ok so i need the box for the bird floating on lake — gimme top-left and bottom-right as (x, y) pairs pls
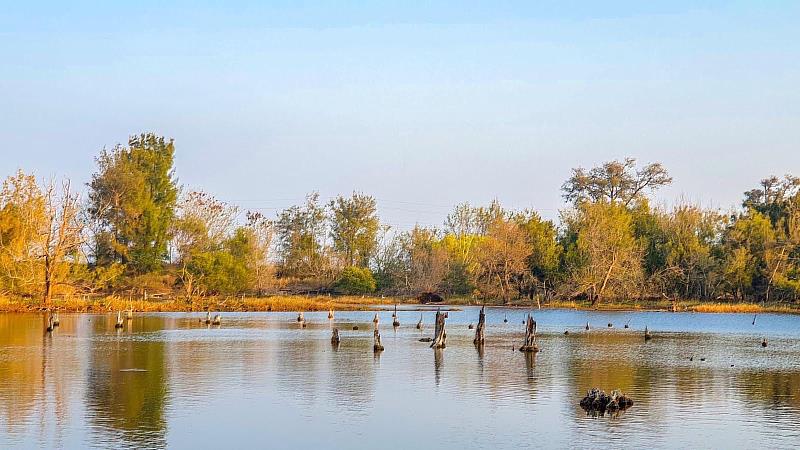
(762, 338), (768, 348)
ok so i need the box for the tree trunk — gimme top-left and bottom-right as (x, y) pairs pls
(430, 310), (447, 349)
(373, 329), (384, 352)
(473, 306), (485, 345)
(519, 313), (539, 352)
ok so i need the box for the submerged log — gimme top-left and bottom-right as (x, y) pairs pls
(373, 329), (384, 352)
(579, 388), (634, 416)
(331, 328), (340, 345)
(430, 310), (447, 349)
(519, 313), (539, 353)
(473, 306), (486, 345)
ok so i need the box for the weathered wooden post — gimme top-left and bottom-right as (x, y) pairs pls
(373, 329), (384, 352)
(519, 313), (539, 352)
(373, 313), (379, 326)
(392, 304), (400, 327)
(331, 328), (340, 345)
(430, 310), (447, 349)
(473, 306), (486, 345)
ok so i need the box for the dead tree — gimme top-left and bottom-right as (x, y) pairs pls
(519, 313), (539, 352)
(373, 329), (384, 352)
(430, 310), (447, 349)
(473, 306), (486, 345)
(331, 328), (340, 345)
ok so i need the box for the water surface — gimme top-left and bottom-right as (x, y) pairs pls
(1, 308), (799, 449)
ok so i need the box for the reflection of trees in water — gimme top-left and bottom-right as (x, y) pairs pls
(738, 370), (800, 410)
(86, 315), (168, 449)
(0, 313), (78, 443)
(322, 335), (377, 410)
(0, 314), (45, 431)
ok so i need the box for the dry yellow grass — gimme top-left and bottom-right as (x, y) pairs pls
(691, 303), (764, 313)
(0, 294), (398, 313)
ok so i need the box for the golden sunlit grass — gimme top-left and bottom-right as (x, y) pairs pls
(0, 294), (398, 313)
(691, 303), (763, 313)
(1, 293), (798, 314)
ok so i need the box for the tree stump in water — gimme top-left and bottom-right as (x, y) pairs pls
(473, 306), (486, 345)
(392, 305), (400, 327)
(580, 388), (634, 416)
(373, 329), (384, 352)
(331, 328), (340, 345)
(519, 313), (539, 353)
(430, 310), (447, 349)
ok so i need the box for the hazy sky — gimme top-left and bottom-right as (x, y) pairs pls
(1, 1), (798, 229)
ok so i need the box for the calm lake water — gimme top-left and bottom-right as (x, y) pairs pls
(1, 307), (799, 449)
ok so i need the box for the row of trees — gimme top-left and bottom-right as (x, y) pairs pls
(1, 135), (799, 305)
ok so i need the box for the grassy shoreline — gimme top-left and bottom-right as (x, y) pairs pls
(1, 294), (798, 314)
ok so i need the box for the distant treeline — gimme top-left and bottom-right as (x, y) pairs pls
(1, 133), (799, 305)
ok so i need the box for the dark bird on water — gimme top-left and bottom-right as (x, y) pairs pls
(762, 338), (768, 347)
(46, 315), (55, 333)
(564, 330), (569, 335)
(503, 313), (508, 323)
(585, 322), (590, 331)
(608, 323), (613, 328)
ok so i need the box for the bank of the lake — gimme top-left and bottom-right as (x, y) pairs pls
(1, 294), (798, 315)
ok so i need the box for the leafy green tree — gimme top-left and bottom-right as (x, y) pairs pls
(562, 158), (672, 207)
(333, 266), (376, 295)
(515, 210), (560, 298)
(561, 201), (642, 304)
(88, 133), (178, 274)
(275, 193), (328, 278)
(329, 193), (379, 267)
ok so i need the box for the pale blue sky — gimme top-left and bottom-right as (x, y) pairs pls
(1, 1), (798, 228)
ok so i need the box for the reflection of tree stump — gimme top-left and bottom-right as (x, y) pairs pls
(331, 328), (340, 345)
(519, 314), (539, 352)
(373, 329), (384, 352)
(430, 310), (447, 349)
(473, 306), (486, 345)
